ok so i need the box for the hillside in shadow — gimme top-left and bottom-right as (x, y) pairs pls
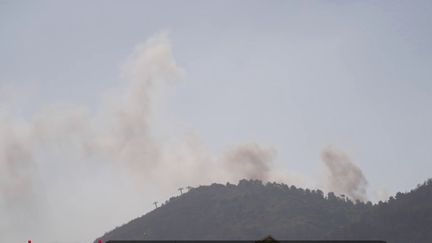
(95, 179), (432, 243)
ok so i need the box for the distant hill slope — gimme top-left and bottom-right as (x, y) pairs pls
(95, 179), (432, 243)
(329, 179), (432, 242)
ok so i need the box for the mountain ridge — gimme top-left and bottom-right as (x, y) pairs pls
(95, 178), (432, 243)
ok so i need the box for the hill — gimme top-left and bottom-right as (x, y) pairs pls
(95, 179), (432, 242)
(329, 179), (432, 242)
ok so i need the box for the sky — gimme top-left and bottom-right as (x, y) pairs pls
(1, 1), (432, 242)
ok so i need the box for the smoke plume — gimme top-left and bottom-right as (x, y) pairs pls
(0, 32), (372, 243)
(0, 33), (298, 243)
(222, 143), (275, 181)
(321, 146), (368, 201)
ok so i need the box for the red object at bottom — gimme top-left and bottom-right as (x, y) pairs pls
(28, 241), (31, 243)
(98, 240), (102, 243)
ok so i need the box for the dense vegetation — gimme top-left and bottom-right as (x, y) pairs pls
(95, 179), (432, 243)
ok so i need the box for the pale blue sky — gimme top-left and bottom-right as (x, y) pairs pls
(1, 2), (432, 241)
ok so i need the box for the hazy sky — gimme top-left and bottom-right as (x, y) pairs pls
(1, 1), (432, 242)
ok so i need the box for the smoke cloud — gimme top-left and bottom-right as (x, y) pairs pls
(0, 33), (299, 243)
(0, 32), (372, 242)
(321, 146), (368, 202)
(222, 143), (275, 181)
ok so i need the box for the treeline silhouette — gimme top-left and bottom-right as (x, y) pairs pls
(95, 178), (432, 243)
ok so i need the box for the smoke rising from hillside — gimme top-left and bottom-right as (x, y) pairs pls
(223, 143), (275, 181)
(0, 33), (370, 242)
(321, 146), (368, 201)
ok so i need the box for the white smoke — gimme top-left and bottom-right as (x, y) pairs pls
(222, 143), (275, 181)
(0, 33), (303, 243)
(0, 32), (373, 243)
(321, 146), (368, 202)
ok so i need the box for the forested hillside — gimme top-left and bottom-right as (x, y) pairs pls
(95, 179), (432, 243)
(329, 179), (432, 242)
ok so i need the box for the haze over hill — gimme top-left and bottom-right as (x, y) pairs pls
(0, 31), (387, 242)
(96, 178), (432, 243)
(2, 2), (432, 242)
